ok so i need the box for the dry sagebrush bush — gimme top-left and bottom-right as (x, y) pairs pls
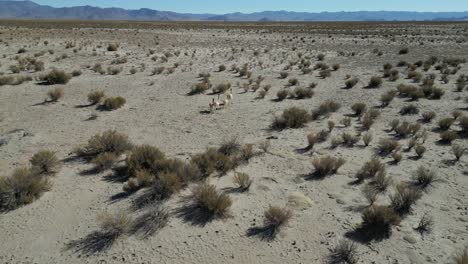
(312, 155), (345, 177)
(440, 131), (459, 144)
(368, 169), (392, 193)
(438, 117), (455, 131)
(47, 87), (64, 102)
(351, 103), (367, 117)
(452, 145), (465, 161)
(97, 211), (129, 239)
(91, 152), (118, 172)
(312, 100), (341, 119)
(345, 77), (359, 89)
(107, 43), (118, 51)
(39, 69), (71, 84)
(276, 89), (288, 101)
(368, 76), (383, 88)
(380, 90), (397, 107)
(359, 205), (400, 239)
(263, 206), (293, 238)
(413, 166), (438, 189)
(272, 106), (310, 130)
(103, 96), (126, 110)
(400, 104), (419, 115)
(341, 132), (360, 147)
(363, 132), (373, 146)
(460, 116), (468, 132)
(422, 111), (436, 123)
(390, 184), (422, 215)
(415, 212), (434, 235)
(392, 152), (403, 164)
(414, 144), (426, 158)
(356, 158), (385, 182)
(293, 87), (314, 99)
(30, 150), (61, 175)
(377, 138), (400, 156)
(74, 130), (132, 158)
(126, 145), (165, 176)
(328, 240), (358, 264)
(233, 172), (252, 192)
(190, 184), (232, 218)
(0, 167), (51, 211)
(87, 90), (105, 105)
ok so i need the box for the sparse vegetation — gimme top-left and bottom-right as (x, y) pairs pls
(272, 106), (310, 129)
(311, 155), (345, 177)
(103, 96), (126, 110)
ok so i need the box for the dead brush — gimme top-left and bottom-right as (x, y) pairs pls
(377, 138), (400, 156)
(87, 91), (105, 105)
(188, 184), (232, 218)
(452, 144), (465, 161)
(91, 152), (118, 172)
(311, 156), (345, 178)
(358, 205), (400, 240)
(97, 211), (130, 239)
(390, 183), (422, 215)
(413, 166), (438, 189)
(47, 87), (64, 102)
(328, 240), (358, 264)
(341, 132), (360, 147)
(261, 206), (293, 239)
(233, 172), (252, 192)
(415, 212), (434, 235)
(356, 158), (385, 182)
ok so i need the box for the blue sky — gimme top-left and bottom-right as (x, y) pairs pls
(32, 0), (468, 14)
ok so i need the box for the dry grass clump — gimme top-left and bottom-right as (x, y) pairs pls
(440, 131), (459, 144)
(39, 69), (71, 84)
(107, 66), (122, 75)
(311, 155), (345, 177)
(328, 240), (358, 264)
(272, 106), (310, 130)
(341, 132), (360, 147)
(47, 87), (64, 102)
(359, 205), (400, 239)
(345, 78), (359, 89)
(413, 166), (438, 189)
(0, 167), (51, 211)
(377, 138), (400, 156)
(288, 78), (299, 86)
(293, 87), (314, 99)
(276, 89), (288, 101)
(391, 152), (403, 164)
(279, 71), (289, 79)
(107, 43), (118, 51)
(380, 90), (397, 107)
(390, 184), (422, 215)
(87, 90), (105, 105)
(438, 117), (455, 131)
(368, 169), (392, 193)
(399, 47), (409, 54)
(400, 104), (419, 115)
(363, 132), (373, 146)
(97, 211), (129, 239)
(262, 206), (293, 238)
(91, 152), (118, 172)
(103, 96), (126, 110)
(351, 103), (367, 117)
(453, 246), (468, 264)
(368, 76), (383, 88)
(74, 130), (132, 159)
(414, 144), (426, 158)
(415, 212), (434, 235)
(30, 150), (61, 175)
(126, 145), (165, 176)
(452, 145), (465, 161)
(189, 184), (232, 218)
(422, 111), (436, 123)
(312, 100), (341, 119)
(233, 172), (252, 192)
(460, 116), (468, 132)
(356, 158), (385, 182)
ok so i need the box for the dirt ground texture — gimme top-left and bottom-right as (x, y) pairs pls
(0, 21), (467, 264)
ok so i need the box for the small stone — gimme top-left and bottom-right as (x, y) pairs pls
(404, 235), (417, 244)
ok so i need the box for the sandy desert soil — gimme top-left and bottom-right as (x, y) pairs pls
(0, 20), (467, 264)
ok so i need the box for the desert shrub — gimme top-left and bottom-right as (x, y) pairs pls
(341, 133), (360, 147)
(288, 78), (299, 86)
(395, 121), (414, 138)
(189, 184), (232, 218)
(71, 70), (82, 77)
(390, 184), (422, 215)
(345, 78), (359, 89)
(0, 76), (14, 86)
(126, 145), (165, 176)
(380, 90), (397, 107)
(218, 65), (226, 72)
(97, 211), (129, 239)
(107, 43), (118, 51)
(87, 91), (105, 105)
(74, 130), (132, 158)
(233, 172), (252, 192)
(351, 103), (367, 117)
(319, 70), (331, 78)
(317, 53), (325, 61)
(213, 83), (231, 94)
(440, 131), (459, 144)
(389, 119), (400, 131)
(359, 205), (400, 239)
(190, 81), (211, 95)
(107, 66), (122, 75)
(377, 138), (400, 156)
(47, 87), (64, 102)
(39, 69), (71, 84)
(368, 76), (383, 88)
(18, 48), (27, 53)
(400, 104), (419, 115)
(413, 166), (437, 189)
(356, 158), (385, 182)
(392, 152), (403, 163)
(279, 71), (289, 79)
(293, 87), (313, 99)
(306, 132), (318, 150)
(239, 144), (254, 162)
(103, 96), (126, 110)
(452, 145), (465, 161)
(368, 169), (392, 193)
(0, 167), (51, 211)
(328, 240), (358, 264)
(399, 48), (409, 54)
(460, 116), (468, 132)
(91, 152), (118, 172)
(415, 212), (434, 235)
(414, 144), (426, 158)
(312, 100), (340, 119)
(341, 117), (352, 127)
(272, 107), (310, 129)
(438, 117), (454, 131)
(218, 138), (241, 156)
(332, 64), (340, 71)
(328, 121), (335, 132)
(30, 150), (61, 175)
(263, 206), (293, 238)
(312, 156), (345, 177)
(276, 89), (288, 101)
(422, 111), (436, 123)
(363, 132), (372, 146)
(361, 112), (377, 130)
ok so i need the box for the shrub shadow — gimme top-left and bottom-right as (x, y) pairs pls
(64, 231), (117, 255)
(246, 225), (277, 241)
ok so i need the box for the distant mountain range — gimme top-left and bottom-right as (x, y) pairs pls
(0, 0), (467, 21)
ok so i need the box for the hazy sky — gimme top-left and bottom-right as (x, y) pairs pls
(32, 0), (468, 14)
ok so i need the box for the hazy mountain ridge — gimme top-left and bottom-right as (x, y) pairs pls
(0, 0), (467, 21)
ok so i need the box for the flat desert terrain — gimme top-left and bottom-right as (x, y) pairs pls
(0, 20), (467, 264)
